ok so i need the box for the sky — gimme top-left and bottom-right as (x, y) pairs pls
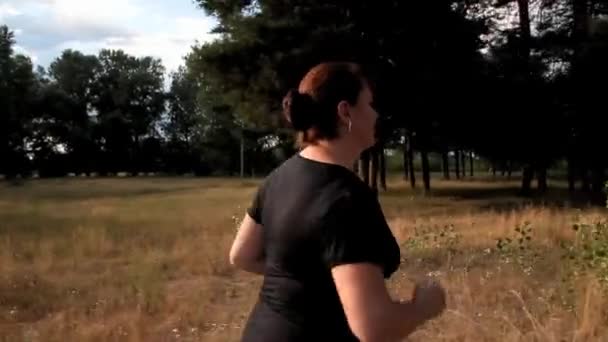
(0, 0), (219, 75)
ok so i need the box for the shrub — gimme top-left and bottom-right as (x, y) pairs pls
(561, 182), (608, 289)
(495, 221), (540, 275)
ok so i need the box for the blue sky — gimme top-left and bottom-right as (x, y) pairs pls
(0, 0), (219, 74)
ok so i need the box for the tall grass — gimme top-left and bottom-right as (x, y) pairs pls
(0, 177), (606, 341)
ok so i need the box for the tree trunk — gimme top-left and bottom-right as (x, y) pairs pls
(402, 141), (409, 180)
(492, 161), (497, 177)
(537, 166), (547, 193)
(461, 150), (466, 178)
(421, 149), (431, 194)
(359, 150), (371, 186)
(370, 147), (379, 193)
(469, 151), (474, 177)
(239, 131), (245, 178)
(379, 147), (387, 191)
(591, 166), (605, 194)
(568, 155), (576, 192)
(517, 0), (531, 48)
(407, 133), (416, 189)
(521, 165), (534, 195)
(131, 136), (140, 176)
(442, 150), (450, 180)
(573, 0), (589, 43)
(568, 1), (588, 193)
(517, 0), (532, 196)
(591, 164), (607, 204)
(581, 169), (591, 192)
(568, 0), (588, 192)
(507, 162), (512, 179)
(455, 150), (461, 179)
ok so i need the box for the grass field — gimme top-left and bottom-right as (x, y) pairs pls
(1, 176), (607, 341)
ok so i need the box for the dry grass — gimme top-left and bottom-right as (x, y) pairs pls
(0, 176), (607, 341)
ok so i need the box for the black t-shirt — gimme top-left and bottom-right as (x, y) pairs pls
(240, 153), (401, 342)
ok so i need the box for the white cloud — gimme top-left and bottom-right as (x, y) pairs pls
(53, 40), (106, 55)
(52, 0), (140, 19)
(100, 16), (218, 73)
(2, 0), (140, 24)
(2, 0), (219, 76)
(53, 24), (217, 75)
(0, 3), (20, 14)
(1, 0), (138, 49)
(49, 0), (141, 34)
(174, 17), (218, 41)
(0, 3), (21, 20)
(14, 45), (39, 64)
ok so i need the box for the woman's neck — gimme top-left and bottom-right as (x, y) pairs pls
(299, 140), (360, 170)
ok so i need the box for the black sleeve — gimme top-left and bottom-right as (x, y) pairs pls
(247, 181), (266, 224)
(320, 191), (394, 273)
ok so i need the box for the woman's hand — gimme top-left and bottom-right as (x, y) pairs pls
(412, 278), (447, 321)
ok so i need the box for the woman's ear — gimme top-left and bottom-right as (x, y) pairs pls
(337, 100), (351, 125)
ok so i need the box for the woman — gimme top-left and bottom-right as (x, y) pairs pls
(229, 62), (446, 342)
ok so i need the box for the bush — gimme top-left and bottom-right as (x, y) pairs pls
(495, 221), (541, 276)
(561, 182), (608, 289)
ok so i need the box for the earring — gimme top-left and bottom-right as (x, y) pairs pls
(348, 119), (352, 133)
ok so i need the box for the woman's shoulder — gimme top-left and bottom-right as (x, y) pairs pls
(317, 177), (379, 223)
(261, 153), (375, 210)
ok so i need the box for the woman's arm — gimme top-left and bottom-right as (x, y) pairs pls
(228, 213), (265, 275)
(332, 263), (445, 342)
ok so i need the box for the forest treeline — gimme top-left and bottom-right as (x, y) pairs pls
(1, 0), (607, 198)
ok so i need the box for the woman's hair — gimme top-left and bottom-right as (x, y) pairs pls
(282, 62), (367, 145)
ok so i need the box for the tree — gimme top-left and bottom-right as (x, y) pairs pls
(4, 0), (606, 193)
(455, 150), (461, 179)
(442, 149), (450, 180)
(421, 149), (431, 194)
(0, 26), (37, 178)
(406, 132), (416, 189)
(191, 0), (486, 192)
(571, 15), (608, 196)
(164, 66), (208, 174)
(166, 66), (204, 146)
(90, 49), (166, 174)
(46, 50), (101, 175)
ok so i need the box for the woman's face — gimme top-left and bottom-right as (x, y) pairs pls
(347, 85), (378, 150)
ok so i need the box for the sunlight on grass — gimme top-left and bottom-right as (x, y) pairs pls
(0, 177), (607, 341)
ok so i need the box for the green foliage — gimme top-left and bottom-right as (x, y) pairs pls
(1, 1), (608, 187)
(402, 224), (462, 264)
(495, 222), (540, 276)
(554, 184), (608, 308)
(496, 222), (534, 253)
(190, 0), (486, 144)
(90, 49), (166, 174)
(0, 26), (37, 178)
(33, 50), (101, 176)
(561, 214), (608, 288)
(166, 66), (204, 144)
(49, 50), (100, 105)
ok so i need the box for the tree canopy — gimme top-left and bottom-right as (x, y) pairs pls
(1, 0), (607, 201)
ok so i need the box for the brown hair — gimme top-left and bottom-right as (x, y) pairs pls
(282, 62), (367, 145)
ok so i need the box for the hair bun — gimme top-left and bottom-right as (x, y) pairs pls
(282, 89), (316, 131)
